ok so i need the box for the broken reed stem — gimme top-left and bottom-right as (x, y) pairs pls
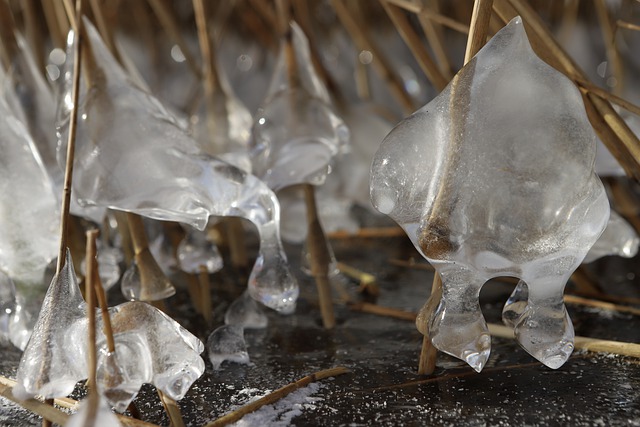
(157, 390), (186, 427)
(464, 0), (494, 64)
(0, 376), (159, 427)
(379, 0), (449, 91)
(617, 20), (640, 32)
(0, 0), (19, 72)
(199, 265), (213, 326)
(127, 213), (150, 256)
(384, 0), (470, 34)
(303, 184), (336, 329)
(327, 227), (405, 239)
(349, 302), (640, 358)
(330, 0), (416, 114)
(487, 324), (640, 358)
(55, 0), (83, 275)
(85, 230), (99, 394)
(418, 334), (438, 375)
(193, 0), (221, 93)
(0, 383), (69, 426)
(594, 0), (624, 96)
(205, 367), (349, 427)
(225, 218), (248, 268)
(417, 0), (494, 378)
(93, 263), (116, 353)
(147, 0), (201, 78)
(417, 0), (454, 79)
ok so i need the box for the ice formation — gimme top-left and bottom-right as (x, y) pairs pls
(65, 395), (123, 427)
(1, 35), (60, 189)
(177, 226), (223, 274)
(56, 22), (297, 312)
(583, 210), (639, 263)
(13, 251), (86, 400)
(225, 291), (269, 329)
(250, 23), (349, 191)
(14, 250), (205, 405)
(0, 84), (59, 287)
(207, 324), (250, 370)
(370, 17), (609, 371)
(190, 65), (253, 172)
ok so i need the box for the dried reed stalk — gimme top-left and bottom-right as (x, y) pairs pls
(205, 367), (349, 427)
(157, 390), (186, 427)
(380, 0), (449, 91)
(330, 0), (416, 114)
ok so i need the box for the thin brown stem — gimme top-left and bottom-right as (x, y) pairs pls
(379, 0), (449, 91)
(157, 390), (186, 427)
(55, 0), (83, 274)
(464, 0), (494, 63)
(330, 0), (416, 114)
(199, 265), (212, 326)
(94, 264), (116, 353)
(147, 0), (201, 78)
(85, 230), (99, 402)
(594, 0), (624, 96)
(303, 184), (336, 329)
(205, 367), (349, 427)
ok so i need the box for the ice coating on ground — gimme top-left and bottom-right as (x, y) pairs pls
(57, 22), (298, 312)
(177, 226), (223, 274)
(207, 324), (250, 370)
(250, 23), (349, 191)
(370, 17), (609, 371)
(65, 395), (123, 427)
(13, 251), (86, 400)
(225, 291), (268, 329)
(0, 89), (59, 287)
(583, 210), (639, 263)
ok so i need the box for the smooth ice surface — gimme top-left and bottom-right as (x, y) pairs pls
(225, 291), (268, 329)
(100, 301), (205, 402)
(207, 324), (249, 370)
(14, 250), (85, 400)
(190, 68), (253, 172)
(0, 89), (59, 287)
(57, 23), (297, 312)
(370, 17), (609, 371)
(250, 23), (349, 191)
(65, 395), (123, 427)
(583, 210), (639, 263)
(81, 242), (123, 291)
(177, 226), (223, 274)
(0, 36), (60, 189)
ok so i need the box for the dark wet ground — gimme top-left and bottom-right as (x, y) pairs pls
(1, 212), (639, 426)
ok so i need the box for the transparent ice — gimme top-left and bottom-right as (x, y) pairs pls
(13, 250), (86, 400)
(250, 23), (349, 191)
(190, 66), (253, 172)
(81, 241), (123, 291)
(177, 226), (223, 274)
(0, 35), (60, 189)
(206, 324), (249, 370)
(0, 87), (59, 287)
(65, 395), (123, 427)
(583, 210), (639, 263)
(120, 247), (175, 301)
(225, 291), (268, 329)
(0, 271), (16, 343)
(98, 301), (205, 402)
(57, 22), (298, 312)
(370, 17), (609, 372)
